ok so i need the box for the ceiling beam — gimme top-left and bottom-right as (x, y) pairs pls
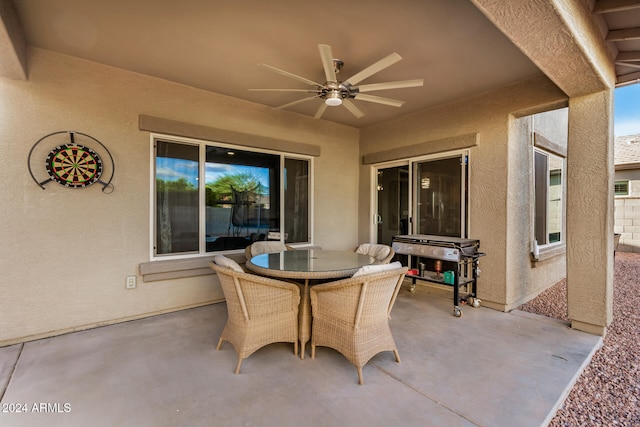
(617, 69), (640, 85)
(607, 27), (640, 41)
(616, 61), (640, 69)
(593, 0), (640, 14)
(617, 51), (640, 61)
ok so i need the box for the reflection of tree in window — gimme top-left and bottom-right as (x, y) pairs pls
(154, 139), (311, 256)
(206, 172), (266, 206)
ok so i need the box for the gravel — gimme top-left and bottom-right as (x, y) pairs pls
(518, 252), (640, 426)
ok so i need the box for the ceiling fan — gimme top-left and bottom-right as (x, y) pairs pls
(249, 44), (424, 119)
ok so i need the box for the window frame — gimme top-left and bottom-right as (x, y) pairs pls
(149, 133), (313, 260)
(614, 180), (629, 197)
(532, 146), (566, 251)
(369, 149), (471, 245)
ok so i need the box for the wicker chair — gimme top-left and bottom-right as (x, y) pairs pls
(244, 241), (293, 260)
(210, 256), (301, 373)
(310, 265), (408, 384)
(354, 243), (395, 264)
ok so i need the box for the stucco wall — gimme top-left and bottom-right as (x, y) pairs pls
(507, 109), (567, 309)
(566, 91), (615, 333)
(358, 75), (567, 310)
(0, 48), (359, 345)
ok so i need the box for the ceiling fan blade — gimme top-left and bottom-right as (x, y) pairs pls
(354, 93), (405, 107)
(248, 88), (316, 92)
(274, 95), (320, 110)
(318, 44), (337, 84)
(258, 63), (323, 87)
(357, 79), (424, 93)
(314, 103), (328, 119)
(342, 99), (365, 118)
(343, 52), (402, 86)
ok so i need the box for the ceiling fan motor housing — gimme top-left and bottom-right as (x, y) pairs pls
(319, 81), (353, 105)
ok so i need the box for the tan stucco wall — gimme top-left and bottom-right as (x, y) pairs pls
(473, 0), (615, 336)
(358, 75), (567, 310)
(566, 91), (615, 334)
(507, 109), (568, 310)
(0, 48), (359, 345)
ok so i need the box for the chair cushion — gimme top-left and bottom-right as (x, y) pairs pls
(250, 241), (288, 256)
(356, 243), (391, 261)
(213, 255), (244, 273)
(352, 261), (403, 277)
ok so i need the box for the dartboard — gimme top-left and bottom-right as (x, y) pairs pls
(45, 143), (103, 188)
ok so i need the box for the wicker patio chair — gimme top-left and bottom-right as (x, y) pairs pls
(310, 264), (408, 384)
(244, 241), (293, 260)
(210, 256), (301, 374)
(354, 243), (395, 264)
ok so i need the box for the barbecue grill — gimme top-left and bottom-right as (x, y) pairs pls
(392, 234), (484, 317)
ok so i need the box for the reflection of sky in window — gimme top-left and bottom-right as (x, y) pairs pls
(156, 158), (270, 189)
(157, 158), (198, 186)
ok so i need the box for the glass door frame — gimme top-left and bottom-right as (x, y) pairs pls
(370, 160), (411, 246)
(370, 149), (470, 243)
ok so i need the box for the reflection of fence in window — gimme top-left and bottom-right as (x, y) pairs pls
(228, 185), (270, 236)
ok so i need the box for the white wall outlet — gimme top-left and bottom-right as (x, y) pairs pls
(125, 275), (137, 289)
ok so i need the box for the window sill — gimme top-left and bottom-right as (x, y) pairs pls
(530, 243), (565, 263)
(138, 245), (320, 282)
(139, 253), (246, 282)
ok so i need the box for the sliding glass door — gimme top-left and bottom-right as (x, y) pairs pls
(373, 151), (468, 243)
(375, 165), (409, 246)
(413, 155), (467, 237)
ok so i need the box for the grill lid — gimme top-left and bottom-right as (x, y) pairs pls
(392, 234), (481, 261)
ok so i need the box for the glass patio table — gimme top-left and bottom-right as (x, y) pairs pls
(246, 249), (375, 358)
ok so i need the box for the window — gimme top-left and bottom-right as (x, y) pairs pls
(154, 138), (311, 257)
(413, 155), (467, 237)
(373, 150), (469, 247)
(615, 180), (629, 196)
(534, 149), (564, 245)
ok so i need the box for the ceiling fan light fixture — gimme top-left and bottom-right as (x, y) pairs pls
(325, 91), (343, 106)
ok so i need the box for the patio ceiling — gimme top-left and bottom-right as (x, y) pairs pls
(595, 0), (640, 86)
(2, 0), (639, 128)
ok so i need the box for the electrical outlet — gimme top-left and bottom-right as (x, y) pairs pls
(125, 275), (137, 289)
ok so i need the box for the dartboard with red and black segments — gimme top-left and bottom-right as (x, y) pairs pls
(45, 143), (103, 188)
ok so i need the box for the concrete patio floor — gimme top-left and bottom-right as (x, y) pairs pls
(0, 282), (602, 427)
